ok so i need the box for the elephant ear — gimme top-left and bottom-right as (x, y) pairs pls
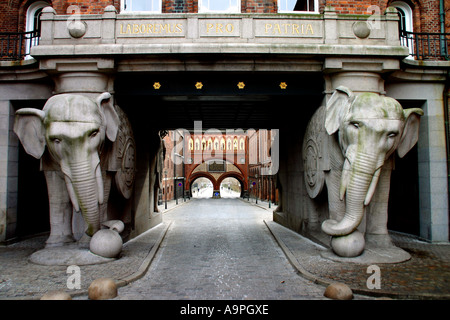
(97, 92), (120, 142)
(14, 108), (46, 159)
(397, 108), (424, 158)
(325, 86), (355, 135)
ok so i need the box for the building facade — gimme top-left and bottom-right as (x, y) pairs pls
(161, 129), (185, 204)
(1, 0), (449, 247)
(183, 129), (249, 198)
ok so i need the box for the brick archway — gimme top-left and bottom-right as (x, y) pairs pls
(217, 172), (246, 197)
(189, 172), (219, 191)
(186, 160), (247, 198)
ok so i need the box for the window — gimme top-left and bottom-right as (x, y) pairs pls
(391, 1), (413, 33)
(25, 1), (48, 59)
(278, 0), (318, 13)
(391, 1), (413, 57)
(122, 0), (162, 12)
(195, 139), (200, 150)
(199, 0), (241, 13)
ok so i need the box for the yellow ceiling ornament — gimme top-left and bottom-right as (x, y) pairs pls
(195, 82), (203, 89)
(237, 82), (245, 89)
(279, 82), (288, 89)
(153, 82), (161, 90)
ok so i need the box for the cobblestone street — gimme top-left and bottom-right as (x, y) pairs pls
(115, 198), (329, 300)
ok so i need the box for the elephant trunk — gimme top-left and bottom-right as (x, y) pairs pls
(322, 152), (381, 236)
(63, 159), (104, 237)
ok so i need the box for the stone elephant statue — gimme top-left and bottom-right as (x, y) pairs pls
(302, 86), (423, 258)
(14, 93), (136, 251)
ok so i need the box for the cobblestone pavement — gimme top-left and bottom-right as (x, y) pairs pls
(0, 197), (449, 300)
(115, 198), (332, 300)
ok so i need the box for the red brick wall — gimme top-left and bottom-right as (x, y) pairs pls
(324, 0), (377, 15)
(51, 0), (120, 14)
(242, 0), (277, 13)
(324, 0), (448, 33)
(2, 1), (448, 35)
(163, 0), (197, 13)
(0, 0), (44, 33)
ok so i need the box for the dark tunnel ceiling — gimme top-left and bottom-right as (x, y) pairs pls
(115, 72), (325, 130)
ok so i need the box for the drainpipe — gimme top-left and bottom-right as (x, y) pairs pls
(444, 71), (450, 241)
(440, 0), (447, 58)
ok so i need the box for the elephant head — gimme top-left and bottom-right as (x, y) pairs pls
(14, 93), (120, 237)
(321, 86), (423, 236)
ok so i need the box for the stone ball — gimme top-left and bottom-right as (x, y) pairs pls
(90, 229), (123, 258)
(40, 291), (72, 300)
(352, 21), (371, 39)
(324, 282), (353, 300)
(88, 278), (118, 300)
(68, 21), (87, 38)
(331, 230), (365, 257)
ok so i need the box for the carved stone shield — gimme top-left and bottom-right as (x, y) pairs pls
(303, 138), (324, 198)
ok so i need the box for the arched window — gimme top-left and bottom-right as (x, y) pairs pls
(239, 138), (245, 150)
(207, 138), (212, 150)
(202, 138), (206, 150)
(26, 1), (48, 34)
(195, 138), (200, 150)
(214, 140), (219, 150)
(227, 139), (232, 150)
(25, 1), (48, 58)
(391, 1), (413, 33)
(220, 138), (225, 150)
(233, 138), (238, 150)
(391, 1), (414, 57)
(189, 138), (194, 150)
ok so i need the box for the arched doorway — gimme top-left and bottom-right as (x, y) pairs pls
(191, 177), (214, 198)
(220, 177), (241, 198)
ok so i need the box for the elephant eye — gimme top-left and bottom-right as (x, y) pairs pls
(89, 130), (99, 138)
(50, 137), (61, 144)
(388, 132), (398, 138)
(350, 121), (360, 129)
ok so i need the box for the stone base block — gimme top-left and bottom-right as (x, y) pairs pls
(29, 245), (116, 266)
(320, 244), (411, 264)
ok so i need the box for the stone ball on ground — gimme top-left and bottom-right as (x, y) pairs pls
(331, 230), (365, 257)
(40, 291), (72, 300)
(88, 278), (118, 300)
(89, 229), (123, 258)
(324, 282), (353, 300)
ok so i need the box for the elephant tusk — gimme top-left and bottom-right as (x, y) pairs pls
(364, 167), (382, 206)
(95, 164), (104, 205)
(64, 175), (80, 212)
(339, 158), (351, 201)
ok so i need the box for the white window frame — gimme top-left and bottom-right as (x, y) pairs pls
(391, 1), (414, 58)
(121, 0), (162, 13)
(26, 1), (49, 34)
(198, 0), (241, 14)
(277, 0), (319, 14)
(25, 1), (49, 59)
(391, 1), (413, 33)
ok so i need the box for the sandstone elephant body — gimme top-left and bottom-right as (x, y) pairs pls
(14, 93), (136, 250)
(303, 86), (423, 257)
